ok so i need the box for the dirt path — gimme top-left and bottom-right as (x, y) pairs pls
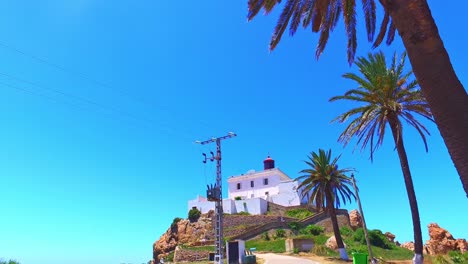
(256, 253), (321, 264)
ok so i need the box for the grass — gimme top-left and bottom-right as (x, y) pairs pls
(285, 208), (314, 219)
(245, 238), (286, 253)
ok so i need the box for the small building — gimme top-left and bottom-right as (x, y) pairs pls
(188, 156), (306, 215)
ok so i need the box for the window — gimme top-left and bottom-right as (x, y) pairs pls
(250, 181), (254, 187)
(264, 178), (269, 185)
(237, 183), (241, 190)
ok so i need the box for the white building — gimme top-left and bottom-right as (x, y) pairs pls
(188, 156), (306, 215)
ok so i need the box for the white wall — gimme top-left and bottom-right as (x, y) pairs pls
(188, 198), (235, 214)
(234, 198), (268, 215)
(270, 181), (302, 206)
(228, 174), (281, 200)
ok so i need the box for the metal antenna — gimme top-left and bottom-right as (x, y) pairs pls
(196, 132), (236, 264)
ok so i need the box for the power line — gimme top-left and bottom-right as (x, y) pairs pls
(0, 40), (218, 131)
(0, 79), (195, 141)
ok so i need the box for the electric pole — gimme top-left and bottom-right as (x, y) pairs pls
(351, 173), (376, 264)
(196, 132), (236, 264)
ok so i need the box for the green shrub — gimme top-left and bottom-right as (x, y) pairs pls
(368, 229), (393, 249)
(353, 228), (393, 249)
(171, 217), (183, 231)
(353, 228), (365, 243)
(262, 232), (270, 241)
(188, 207), (201, 222)
(235, 196), (242, 200)
(275, 229), (286, 238)
(340, 226), (353, 237)
(312, 245), (328, 256)
(236, 211), (251, 216)
(0, 260), (20, 264)
(301, 224), (324, 236)
(312, 234), (329, 245)
(288, 222), (303, 232)
(448, 250), (466, 264)
(433, 255), (451, 264)
(293, 247), (299, 254)
(285, 208), (314, 219)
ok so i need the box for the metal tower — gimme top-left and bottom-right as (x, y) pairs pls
(196, 132), (236, 264)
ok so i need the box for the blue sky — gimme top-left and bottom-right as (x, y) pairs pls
(0, 1), (466, 264)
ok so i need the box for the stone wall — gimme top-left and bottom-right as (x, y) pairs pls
(314, 214), (351, 233)
(173, 248), (210, 262)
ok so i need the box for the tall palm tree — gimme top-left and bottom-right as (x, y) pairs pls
(246, 0), (468, 197)
(296, 148), (355, 260)
(330, 51), (432, 264)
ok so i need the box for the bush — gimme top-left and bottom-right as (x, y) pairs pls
(433, 255), (451, 264)
(340, 226), (353, 237)
(275, 229), (286, 238)
(311, 245), (329, 256)
(0, 260), (20, 264)
(448, 251), (466, 264)
(285, 208), (314, 219)
(301, 224), (324, 236)
(188, 207), (201, 222)
(368, 229), (393, 249)
(171, 217), (183, 230)
(235, 196), (242, 200)
(288, 222), (303, 233)
(262, 232), (270, 241)
(353, 228), (393, 249)
(312, 234), (329, 245)
(236, 211), (251, 216)
(353, 227), (365, 243)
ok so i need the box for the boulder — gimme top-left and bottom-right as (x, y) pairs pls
(400, 241), (415, 251)
(349, 210), (362, 230)
(325, 236), (346, 250)
(385, 232), (396, 243)
(425, 223), (467, 255)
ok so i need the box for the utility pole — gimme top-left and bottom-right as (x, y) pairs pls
(351, 174), (377, 264)
(196, 132), (236, 264)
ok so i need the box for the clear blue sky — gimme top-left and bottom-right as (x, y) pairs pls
(0, 1), (466, 264)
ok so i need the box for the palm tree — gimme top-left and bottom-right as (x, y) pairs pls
(246, 0), (468, 197)
(296, 148), (355, 260)
(329, 51), (432, 264)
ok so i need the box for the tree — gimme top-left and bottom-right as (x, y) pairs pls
(246, 0), (468, 197)
(296, 148), (355, 260)
(329, 51), (432, 263)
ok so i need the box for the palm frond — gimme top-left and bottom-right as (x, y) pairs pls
(270, 0), (299, 51)
(372, 10), (389, 48)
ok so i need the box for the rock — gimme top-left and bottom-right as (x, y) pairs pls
(153, 214), (213, 261)
(325, 236), (346, 250)
(385, 232), (396, 243)
(400, 241), (415, 251)
(456, 239), (468, 253)
(395, 241), (401, 247)
(425, 223), (467, 255)
(349, 210), (362, 230)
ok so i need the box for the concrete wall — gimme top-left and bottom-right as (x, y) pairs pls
(285, 238), (314, 253)
(270, 181), (302, 206)
(234, 198), (268, 215)
(188, 198), (235, 214)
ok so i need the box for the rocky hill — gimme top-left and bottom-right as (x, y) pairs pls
(153, 207), (350, 261)
(152, 209), (467, 263)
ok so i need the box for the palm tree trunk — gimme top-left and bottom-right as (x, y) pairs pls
(388, 116), (424, 264)
(325, 189), (348, 260)
(382, 0), (468, 197)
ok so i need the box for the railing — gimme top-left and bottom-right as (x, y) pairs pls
(228, 209), (349, 241)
